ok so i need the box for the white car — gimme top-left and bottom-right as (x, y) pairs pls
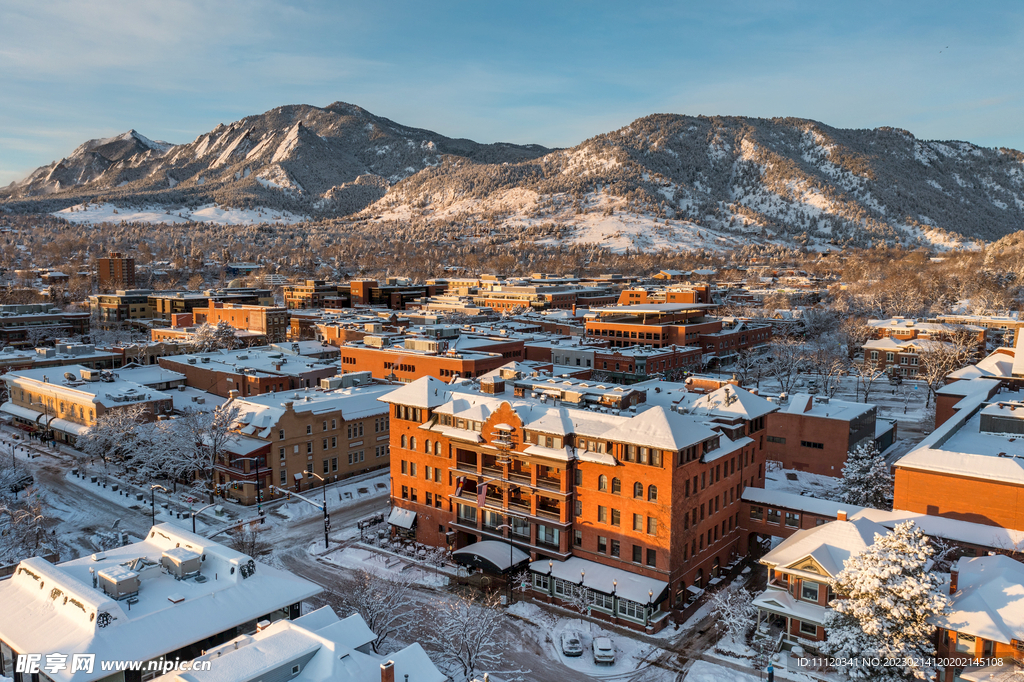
(560, 631), (583, 657)
(592, 637), (615, 665)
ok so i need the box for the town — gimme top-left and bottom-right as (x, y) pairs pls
(0, 234), (1022, 682)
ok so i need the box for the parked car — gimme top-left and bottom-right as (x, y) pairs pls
(560, 631), (583, 657)
(592, 637), (615, 665)
(9, 474), (34, 493)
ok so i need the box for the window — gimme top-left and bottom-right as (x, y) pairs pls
(306, 424), (312, 435)
(331, 436), (337, 448)
(767, 509), (780, 524)
(750, 506), (763, 521)
(590, 591), (614, 610)
(647, 485), (657, 501)
(647, 517), (657, 535)
(785, 512), (800, 528)
(799, 621), (818, 636)
(322, 459), (329, 474)
(597, 536), (607, 553)
(533, 573), (550, 590)
(618, 600), (644, 620)
(323, 438), (328, 450)
(331, 457), (338, 472)
(573, 529), (582, 547)
(322, 421), (327, 432)
(611, 509), (620, 526)
(598, 475), (608, 492)
(306, 441), (313, 454)
(801, 441), (824, 450)
(401, 435), (407, 448)
(279, 429), (285, 440)
(633, 513), (643, 531)
(280, 469), (287, 484)
(410, 437), (417, 450)
(537, 525), (559, 547)
(646, 548), (656, 567)
(574, 469), (582, 486)
(401, 485), (409, 499)
(632, 545), (642, 563)
(575, 500), (582, 517)
(332, 419), (337, 429)
(409, 462), (417, 477)
(801, 580), (819, 602)
(633, 482), (643, 498)
(611, 477), (621, 494)
(279, 447), (286, 460)
(598, 506), (607, 523)
(767, 435), (785, 444)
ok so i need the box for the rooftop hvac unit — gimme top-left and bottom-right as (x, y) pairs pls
(98, 565), (141, 601)
(320, 376), (344, 391)
(201, 357), (210, 363)
(187, 358), (197, 364)
(162, 548), (202, 580)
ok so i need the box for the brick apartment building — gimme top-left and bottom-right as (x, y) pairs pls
(616, 284), (712, 305)
(584, 304), (772, 365)
(198, 302), (289, 343)
(221, 379), (394, 504)
(283, 280), (352, 309)
(0, 304), (90, 348)
(97, 251), (135, 289)
(382, 373), (775, 631)
(335, 329), (525, 382)
(763, 393), (885, 477)
(159, 347), (339, 398)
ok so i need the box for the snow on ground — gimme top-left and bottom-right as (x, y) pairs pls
(686, 660), (760, 682)
(54, 202), (308, 225)
(274, 472), (389, 520)
(61, 470), (215, 532)
(319, 546), (450, 588)
(507, 601), (659, 679)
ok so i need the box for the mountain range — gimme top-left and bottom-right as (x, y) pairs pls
(4, 102), (1024, 251)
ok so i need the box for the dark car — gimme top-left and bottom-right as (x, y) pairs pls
(9, 474), (34, 493)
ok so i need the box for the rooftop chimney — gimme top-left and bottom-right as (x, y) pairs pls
(380, 661), (395, 682)
(837, 510), (847, 521)
(228, 389), (240, 400)
(949, 562), (959, 595)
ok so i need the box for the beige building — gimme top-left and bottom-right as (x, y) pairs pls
(0, 364), (174, 444)
(227, 379), (396, 495)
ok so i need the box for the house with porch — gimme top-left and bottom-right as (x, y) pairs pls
(753, 512), (886, 651)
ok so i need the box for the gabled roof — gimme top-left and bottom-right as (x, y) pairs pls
(760, 518), (886, 577)
(600, 406), (718, 451)
(937, 555), (1024, 644)
(686, 385), (777, 420)
(376, 376), (451, 409)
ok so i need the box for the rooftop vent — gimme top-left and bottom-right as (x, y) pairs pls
(161, 548), (202, 580)
(98, 565), (141, 601)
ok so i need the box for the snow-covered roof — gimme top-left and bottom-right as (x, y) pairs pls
(936, 555), (1024, 644)
(683, 384), (777, 421)
(529, 556), (668, 605)
(112, 365), (186, 387)
(600, 406), (718, 451)
(753, 587), (828, 626)
(742, 488), (864, 519)
(776, 393), (873, 421)
(233, 385), (395, 436)
(2, 364), (173, 409)
(760, 518), (886, 578)
(376, 376), (452, 409)
(0, 524), (320, 682)
(452, 541), (529, 572)
(156, 607), (444, 682)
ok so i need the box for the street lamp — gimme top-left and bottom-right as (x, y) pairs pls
(191, 503), (216, 534)
(150, 484), (168, 521)
(496, 523), (515, 603)
(305, 471), (330, 549)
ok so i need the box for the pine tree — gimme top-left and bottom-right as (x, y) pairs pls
(836, 441), (893, 509)
(822, 521), (947, 681)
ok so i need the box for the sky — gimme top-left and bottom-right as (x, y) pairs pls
(1, 0), (1022, 185)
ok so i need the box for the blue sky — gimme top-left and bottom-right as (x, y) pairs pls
(1, 0), (1022, 185)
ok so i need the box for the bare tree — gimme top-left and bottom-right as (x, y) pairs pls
(766, 339), (806, 394)
(734, 347), (765, 389)
(0, 498), (56, 566)
(854, 356), (889, 403)
(192, 321), (240, 352)
(422, 591), (527, 681)
(917, 328), (978, 408)
(806, 339), (847, 398)
(228, 525), (272, 558)
(150, 404), (241, 502)
(314, 569), (416, 654)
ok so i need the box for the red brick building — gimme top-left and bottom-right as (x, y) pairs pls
(381, 373), (775, 631)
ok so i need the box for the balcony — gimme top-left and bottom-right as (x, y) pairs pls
(508, 498), (531, 514)
(536, 501), (562, 521)
(535, 476), (562, 492)
(508, 470), (531, 485)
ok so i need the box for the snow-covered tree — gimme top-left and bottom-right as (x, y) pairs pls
(835, 441), (893, 509)
(422, 591), (526, 681)
(192, 321), (239, 352)
(710, 587), (755, 652)
(822, 521), (947, 682)
(767, 339), (806, 395)
(151, 404), (241, 502)
(76, 402), (151, 476)
(853, 356), (888, 403)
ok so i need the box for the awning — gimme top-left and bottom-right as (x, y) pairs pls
(48, 418), (89, 437)
(387, 507), (417, 530)
(293, 472), (303, 481)
(1, 402), (47, 422)
(530, 556), (669, 605)
(452, 540), (529, 574)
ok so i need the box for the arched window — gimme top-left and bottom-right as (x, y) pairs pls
(633, 482), (643, 498)
(400, 435), (407, 448)
(425, 439), (431, 453)
(611, 477), (621, 495)
(598, 475), (608, 492)
(409, 437), (417, 451)
(648, 485), (658, 501)
(694, 569), (703, 588)
(434, 442), (442, 455)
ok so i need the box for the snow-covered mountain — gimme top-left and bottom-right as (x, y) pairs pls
(5, 106), (1024, 250)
